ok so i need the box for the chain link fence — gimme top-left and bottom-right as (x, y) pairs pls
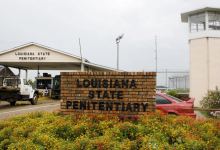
(156, 70), (189, 90)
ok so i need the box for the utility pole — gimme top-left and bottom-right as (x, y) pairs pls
(165, 69), (168, 90)
(79, 38), (84, 71)
(155, 36), (158, 73)
(116, 34), (124, 70)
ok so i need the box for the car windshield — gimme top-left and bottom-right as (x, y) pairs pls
(166, 94), (183, 103)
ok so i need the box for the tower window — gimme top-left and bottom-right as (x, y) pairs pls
(190, 13), (206, 32)
(208, 12), (220, 30)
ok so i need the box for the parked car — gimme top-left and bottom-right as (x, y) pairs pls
(156, 92), (196, 118)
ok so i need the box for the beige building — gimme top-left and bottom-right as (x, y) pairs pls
(0, 42), (118, 79)
(181, 7), (220, 107)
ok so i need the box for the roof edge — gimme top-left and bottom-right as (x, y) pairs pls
(181, 7), (220, 23)
(0, 42), (90, 63)
(84, 61), (123, 72)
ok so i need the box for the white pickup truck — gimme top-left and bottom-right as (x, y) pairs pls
(0, 77), (38, 106)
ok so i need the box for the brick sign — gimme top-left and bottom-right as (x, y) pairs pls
(60, 72), (156, 115)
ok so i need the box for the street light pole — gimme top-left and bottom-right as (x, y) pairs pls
(116, 41), (119, 70)
(116, 34), (124, 70)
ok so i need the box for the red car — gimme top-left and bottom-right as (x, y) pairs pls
(156, 92), (196, 118)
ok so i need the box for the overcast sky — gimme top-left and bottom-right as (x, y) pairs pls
(1, 0), (220, 74)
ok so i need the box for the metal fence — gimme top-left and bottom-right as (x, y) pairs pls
(156, 70), (189, 90)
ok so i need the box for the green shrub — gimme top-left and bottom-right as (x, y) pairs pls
(32, 132), (61, 149)
(166, 89), (190, 101)
(0, 127), (13, 141)
(201, 87), (220, 109)
(0, 138), (15, 150)
(0, 112), (219, 149)
(54, 124), (74, 140)
(117, 122), (138, 140)
(166, 90), (178, 97)
(8, 140), (42, 150)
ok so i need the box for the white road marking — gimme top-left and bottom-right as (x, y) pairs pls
(0, 103), (60, 115)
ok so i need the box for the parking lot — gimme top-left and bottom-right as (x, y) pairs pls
(0, 99), (60, 120)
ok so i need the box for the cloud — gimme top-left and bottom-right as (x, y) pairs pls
(0, 0), (220, 74)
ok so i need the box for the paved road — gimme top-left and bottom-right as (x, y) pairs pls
(0, 101), (60, 120)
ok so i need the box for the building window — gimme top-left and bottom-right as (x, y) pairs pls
(190, 13), (206, 32)
(208, 12), (220, 30)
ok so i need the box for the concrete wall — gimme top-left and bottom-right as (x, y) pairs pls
(190, 37), (220, 107)
(209, 38), (220, 90)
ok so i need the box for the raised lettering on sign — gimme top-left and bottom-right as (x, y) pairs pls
(66, 100), (148, 112)
(76, 79), (137, 88)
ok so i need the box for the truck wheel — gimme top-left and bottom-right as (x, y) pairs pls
(10, 101), (16, 106)
(30, 94), (38, 105)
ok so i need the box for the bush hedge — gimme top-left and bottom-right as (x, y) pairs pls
(0, 112), (219, 150)
(201, 87), (220, 109)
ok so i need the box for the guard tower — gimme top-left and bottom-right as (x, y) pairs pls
(181, 7), (220, 107)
